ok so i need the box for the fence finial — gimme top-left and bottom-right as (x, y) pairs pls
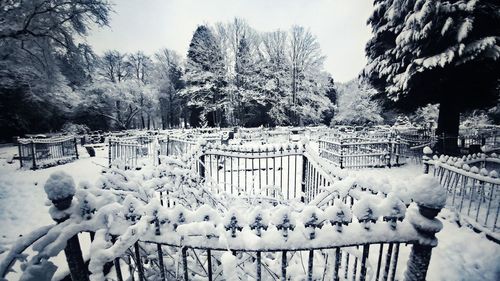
(422, 146), (433, 174)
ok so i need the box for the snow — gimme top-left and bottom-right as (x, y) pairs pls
(0, 141), (499, 281)
(0, 145), (107, 279)
(423, 146), (433, 155)
(43, 171), (76, 201)
(410, 174), (447, 209)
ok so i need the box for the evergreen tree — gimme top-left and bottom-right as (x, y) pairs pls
(182, 25), (227, 127)
(364, 0), (500, 154)
(322, 76), (337, 125)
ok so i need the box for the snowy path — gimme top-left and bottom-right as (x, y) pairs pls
(0, 145), (498, 280)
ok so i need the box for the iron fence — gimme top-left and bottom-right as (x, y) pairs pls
(17, 136), (79, 169)
(425, 153), (499, 238)
(318, 138), (405, 169)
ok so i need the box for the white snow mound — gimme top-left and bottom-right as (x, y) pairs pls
(43, 171), (76, 201)
(410, 174), (446, 209)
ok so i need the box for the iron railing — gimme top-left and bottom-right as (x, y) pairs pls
(17, 136), (79, 169)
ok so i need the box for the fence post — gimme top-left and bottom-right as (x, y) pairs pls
(18, 142), (23, 168)
(404, 204), (442, 281)
(422, 147), (433, 174)
(339, 140), (344, 169)
(301, 151), (308, 203)
(30, 140), (37, 170)
(403, 178), (444, 281)
(108, 138), (112, 168)
(45, 174), (89, 281)
(166, 135), (170, 156)
(199, 152), (205, 179)
(395, 137), (401, 166)
(74, 137), (79, 159)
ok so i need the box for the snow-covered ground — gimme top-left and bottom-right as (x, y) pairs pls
(0, 144), (498, 280)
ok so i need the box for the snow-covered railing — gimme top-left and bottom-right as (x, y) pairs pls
(456, 129), (500, 151)
(199, 142), (306, 200)
(159, 135), (200, 157)
(9, 169), (447, 281)
(318, 137), (406, 169)
(108, 138), (141, 169)
(108, 134), (206, 169)
(17, 135), (79, 169)
(423, 149), (499, 239)
(0, 225), (54, 279)
(396, 128), (435, 146)
(196, 142), (346, 205)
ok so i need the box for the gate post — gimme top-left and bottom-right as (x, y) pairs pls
(199, 152), (206, 178)
(18, 142), (23, 168)
(166, 135), (170, 156)
(422, 147), (433, 174)
(301, 144), (308, 203)
(30, 140), (37, 170)
(74, 137), (79, 159)
(108, 138), (112, 168)
(339, 140), (344, 169)
(403, 176), (444, 281)
(44, 172), (89, 281)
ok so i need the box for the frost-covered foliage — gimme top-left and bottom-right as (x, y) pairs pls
(365, 0), (499, 103)
(0, 0), (111, 138)
(410, 104), (439, 127)
(332, 78), (383, 125)
(202, 19), (335, 127)
(61, 122), (90, 135)
(181, 25), (227, 127)
(44, 171), (76, 201)
(365, 0), (499, 152)
(461, 110), (493, 128)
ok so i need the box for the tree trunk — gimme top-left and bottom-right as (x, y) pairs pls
(435, 98), (460, 155)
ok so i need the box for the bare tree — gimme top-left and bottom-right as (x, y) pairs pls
(100, 51), (128, 83)
(288, 25), (325, 125)
(154, 49), (184, 129)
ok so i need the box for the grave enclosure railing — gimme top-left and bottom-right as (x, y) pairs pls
(424, 152), (499, 239)
(17, 136), (79, 169)
(4, 133), (446, 281)
(318, 137), (408, 169)
(8, 182), (443, 281)
(108, 135), (205, 168)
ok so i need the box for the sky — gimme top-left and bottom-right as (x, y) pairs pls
(86, 0), (374, 83)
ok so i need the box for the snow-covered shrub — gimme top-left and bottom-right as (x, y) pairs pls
(410, 104), (439, 127)
(61, 122), (90, 135)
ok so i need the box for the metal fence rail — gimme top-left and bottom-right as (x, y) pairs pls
(5, 138), (446, 281)
(318, 138), (405, 169)
(17, 136), (79, 169)
(108, 138), (140, 169)
(425, 153), (499, 237)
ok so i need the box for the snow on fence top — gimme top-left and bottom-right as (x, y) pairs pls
(17, 135), (76, 144)
(426, 153), (500, 184)
(5, 145), (451, 281)
(423, 147), (500, 236)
